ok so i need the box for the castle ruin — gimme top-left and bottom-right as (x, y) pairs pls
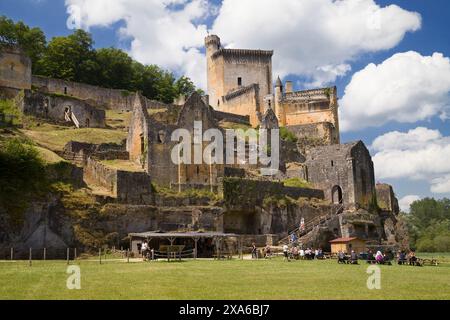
(0, 36), (406, 254)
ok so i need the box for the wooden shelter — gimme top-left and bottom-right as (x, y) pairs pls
(329, 237), (366, 254)
(128, 231), (241, 259)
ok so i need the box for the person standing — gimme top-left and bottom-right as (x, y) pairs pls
(283, 244), (290, 262)
(141, 241), (148, 261)
(251, 243), (258, 259)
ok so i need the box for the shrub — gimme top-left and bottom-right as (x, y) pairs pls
(283, 177), (311, 189)
(280, 127), (297, 143)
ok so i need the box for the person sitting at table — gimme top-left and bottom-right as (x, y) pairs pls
(264, 244), (271, 259)
(337, 250), (347, 264)
(350, 250), (359, 264)
(316, 248), (324, 259)
(397, 251), (407, 265)
(408, 251), (418, 266)
(367, 250), (375, 264)
(375, 251), (384, 264)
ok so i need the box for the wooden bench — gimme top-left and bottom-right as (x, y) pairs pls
(419, 258), (438, 266)
(213, 252), (233, 260)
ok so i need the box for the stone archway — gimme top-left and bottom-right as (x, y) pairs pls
(332, 185), (343, 204)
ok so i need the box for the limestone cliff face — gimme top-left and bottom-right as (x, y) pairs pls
(0, 195), (73, 257)
(0, 190), (225, 256)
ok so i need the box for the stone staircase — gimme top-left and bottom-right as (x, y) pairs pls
(278, 204), (344, 246)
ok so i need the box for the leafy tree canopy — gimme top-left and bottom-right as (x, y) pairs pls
(0, 16), (201, 104)
(404, 197), (450, 252)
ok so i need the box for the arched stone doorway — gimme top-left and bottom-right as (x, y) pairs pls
(332, 185), (343, 204)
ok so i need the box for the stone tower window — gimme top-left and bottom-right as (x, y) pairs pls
(64, 87), (67, 94)
(10, 63), (15, 71)
(331, 160), (334, 167)
(237, 77), (242, 86)
(157, 130), (166, 143)
(140, 134), (145, 154)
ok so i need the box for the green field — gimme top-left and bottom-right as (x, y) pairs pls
(1, 256), (449, 300)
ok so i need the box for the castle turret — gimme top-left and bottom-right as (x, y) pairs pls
(274, 76), (286, 126)
(205, 34), (221, 58)
(205, 34), (222, 110)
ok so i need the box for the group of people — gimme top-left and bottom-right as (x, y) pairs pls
(282, 245), (324, 261)
(337, 249), (421, 266)
(365, 250), (393, 265)
(140, 241), (154, 261)
(397, 250), (420, 266)
(337, 250), (359, 264)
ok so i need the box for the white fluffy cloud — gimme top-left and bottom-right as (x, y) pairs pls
(65, 0), (210, 88)
(341, 51), (450, 131)
(65, 0), (421, 89)
(398, 195), (421, 212)
(213, 0), (421, 86)
(372, 127), (450, 194)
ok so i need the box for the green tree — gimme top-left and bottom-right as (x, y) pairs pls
(405, 198), (450, 251)
(96, 48), (134, 89)
(0, 16), (17, 46)
(40, 29), (98, 83)
(0, 16), (46, 73)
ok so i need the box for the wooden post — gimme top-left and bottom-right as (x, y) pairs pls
(127, 249), (130, 263)
(10, 248), (13, 261)
(240, 237), (243, 260)
(177, 144), (181, 193)
(29, 248), (32, 267)
(151, 249), (155, 261)
(43, 248), (46, 261)
(66, 248), (70, 265)
(74, 248), (77, 260)
(194, 238), (199, 260)
(99, 248), (102, 265)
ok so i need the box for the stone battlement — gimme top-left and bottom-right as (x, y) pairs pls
(212, 48), (274, 62)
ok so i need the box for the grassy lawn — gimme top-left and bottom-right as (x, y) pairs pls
(20, 122), (127, 151)
(101, 159), (144, 172)
(0, 257), (449, 300)
(105, 110), (132, 131)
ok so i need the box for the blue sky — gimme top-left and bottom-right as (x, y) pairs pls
(1, 0), (450, 208)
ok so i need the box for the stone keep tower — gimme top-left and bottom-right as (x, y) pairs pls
(205, 34), (273, 127)
(0, 47), (31, 91)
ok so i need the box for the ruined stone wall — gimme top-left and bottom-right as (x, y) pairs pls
(213, 109), (250, 125)
(23, 90), (106, 128)
(32, 75), (136, 111)
(305, 141), (375, 209)
(221, 84), (260, 126)
(83, 157), (152, 204)
(351, 143), (376, 208)
(221, 177), (324, 209)
(288, 122), (339, 151)
(84, 157), (118, 195)
(0, 48), (31, 90)
(277, 86), (340, 143)
(376, 183), (399, 214)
